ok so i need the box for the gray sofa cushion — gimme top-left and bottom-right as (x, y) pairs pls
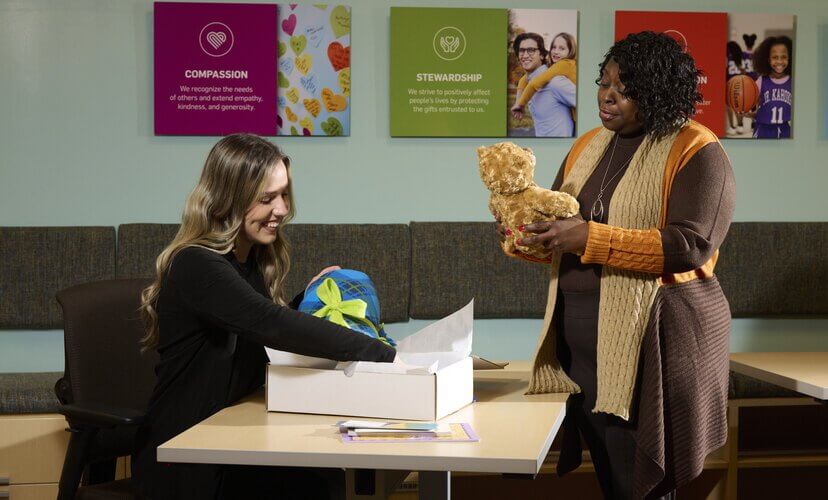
(0, 372), (62, 414)
(117, 223), (411, 323)
(116, 223), (180, 279)
(0, 227), (115, 328)
(409, 222), (550, 319)
(283, 224), (410, 323)
(716, 222), (827, 316)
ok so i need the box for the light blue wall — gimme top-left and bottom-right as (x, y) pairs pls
(1, 0), (827, 372)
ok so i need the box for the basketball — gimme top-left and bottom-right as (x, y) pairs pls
(726, 75), (759, 113)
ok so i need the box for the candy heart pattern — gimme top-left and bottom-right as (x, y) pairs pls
(277, 5), (349, 136)
(321, 88), (346, 112)
(327, 42), (350, 72)
(295, 54), (313, 75)
(303, 98), (321, 117)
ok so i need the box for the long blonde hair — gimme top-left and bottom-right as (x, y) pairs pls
(140, 134), (296, 351)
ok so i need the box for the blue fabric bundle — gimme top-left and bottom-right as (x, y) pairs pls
(298, 269), (396, 347)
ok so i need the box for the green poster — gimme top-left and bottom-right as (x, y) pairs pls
(390, 7), (507, 137)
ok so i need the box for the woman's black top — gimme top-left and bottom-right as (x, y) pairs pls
(133, 246), (395, 499)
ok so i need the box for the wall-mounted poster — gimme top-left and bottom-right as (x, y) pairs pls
(277, 4), (351, 136)
(508, 10), (579, 138)
(390, 8), (507, 137)
(615, 11), (728, 137)
(725, 14), (795, 139)
(389, 7), (578, 138)
(154, 2), (278, 135)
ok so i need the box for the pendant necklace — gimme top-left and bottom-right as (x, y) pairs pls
(590, 135), (636, 222)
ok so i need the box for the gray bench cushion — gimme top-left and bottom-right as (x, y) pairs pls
(717, 222), (827, 316)
(0, 227), (115, 328)
(117, 223), (411, 323)
(409, 222), (550, 319)
(0, 372), (62, 414)
(283, 224), (410, 323)
(116, 223), (180, 279)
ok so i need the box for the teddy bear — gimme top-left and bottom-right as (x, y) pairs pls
(477, 142), (579, 260)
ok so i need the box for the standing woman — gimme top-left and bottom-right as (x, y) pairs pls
(510, 32), (735, 499)
(132, 134), (396, 499)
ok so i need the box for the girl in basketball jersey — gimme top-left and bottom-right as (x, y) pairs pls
(751, 36), (793, 139)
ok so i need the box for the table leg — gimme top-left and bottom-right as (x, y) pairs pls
(418, 471), (450, 500)
(345, 469), (408, 499)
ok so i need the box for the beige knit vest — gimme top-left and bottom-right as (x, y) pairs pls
(527, 127), (680, 420)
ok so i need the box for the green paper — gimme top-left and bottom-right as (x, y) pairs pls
(321, 117), (344, 136)
(290, 34), (307, 56)
(330, 5), (351, 38)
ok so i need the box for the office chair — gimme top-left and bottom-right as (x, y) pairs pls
(54, 279), (157, 500)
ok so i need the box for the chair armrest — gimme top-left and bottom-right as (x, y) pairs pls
(58, 402), (146, 429)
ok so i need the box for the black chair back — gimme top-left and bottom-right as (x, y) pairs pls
(56, 279), (157, 412)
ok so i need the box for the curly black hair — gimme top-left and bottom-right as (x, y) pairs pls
(752, 36), (793, 76)
(596, 31), (702, 141)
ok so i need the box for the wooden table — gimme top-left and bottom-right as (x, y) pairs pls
(158, 361), (567, 499)
(729, 352), (828, 401)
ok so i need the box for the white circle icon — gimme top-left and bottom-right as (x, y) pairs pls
(433, 26), (466, 61)
(199, 22), (234, 57)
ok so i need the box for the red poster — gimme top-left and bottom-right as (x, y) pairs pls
(615, 11), (727, 137)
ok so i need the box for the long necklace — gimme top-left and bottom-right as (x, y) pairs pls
(590, 135), (636, 222)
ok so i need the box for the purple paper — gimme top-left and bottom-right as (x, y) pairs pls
(154, 2), (278, 135)
(340, 423), (480, 444)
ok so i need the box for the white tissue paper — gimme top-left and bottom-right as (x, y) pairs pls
(266, 299), (474, 376)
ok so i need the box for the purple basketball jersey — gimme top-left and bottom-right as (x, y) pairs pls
(755, 76), (792, 125)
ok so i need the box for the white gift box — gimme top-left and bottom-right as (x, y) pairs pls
(266, 301), (475, 420)
(266, 356), (473, 420)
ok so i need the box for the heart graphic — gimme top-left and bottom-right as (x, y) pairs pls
(278, 41), (287, 57)
(281, 14), (297, 36)
(278, 57), (294, 76)
(285, 106), (297, 122)
(278, 71), (289, 88)
(321, 87), (347, 112)
(290, 3), (297, 9)
(295, 54), (313, 75)
(321, 117), (344, 136)
(327, 42), (350, 71)
(330, 6), (350, 38)
(300, 74), (318, 95)
(302, 128), (311, 136)
(303, 98), (321, 117)
(286, 87), (299, 104)
(290, 126), (299, 136)
(338, 68), (350, 96)
(290, 35), (307, 56)
(300, 116), (314, 133)
(206, 31), (226, 50)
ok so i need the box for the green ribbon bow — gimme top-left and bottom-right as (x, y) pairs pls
(313, 278), (377, 334)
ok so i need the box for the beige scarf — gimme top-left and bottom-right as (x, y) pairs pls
(527, 126), (680, 420)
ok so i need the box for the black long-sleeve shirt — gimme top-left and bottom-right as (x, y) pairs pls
(133, 246), (395, 499)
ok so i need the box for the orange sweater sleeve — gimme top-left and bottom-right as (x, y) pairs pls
(580, 221), (664, 274)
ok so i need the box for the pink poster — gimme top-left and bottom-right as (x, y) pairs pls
(154, 2), (278, 135)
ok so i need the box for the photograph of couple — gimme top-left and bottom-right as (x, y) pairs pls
(508, 9), (578, 138)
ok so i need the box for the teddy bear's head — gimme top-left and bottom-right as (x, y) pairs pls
(477, 142), (535, 195)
